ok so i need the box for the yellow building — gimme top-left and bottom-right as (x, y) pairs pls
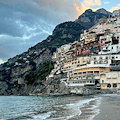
(100, 72), (120, 89)
(85, 32), (96, 44)
(81, 30), (88, 38)
(63, 56), (90, 71)
(68, 66), (110, 87)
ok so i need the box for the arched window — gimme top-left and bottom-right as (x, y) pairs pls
(113, 84), (117, 88)
(107, 84), (111, 88)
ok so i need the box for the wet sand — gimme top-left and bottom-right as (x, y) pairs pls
(38, 94), (120, 120)
(93, 94), (120, 120)
(68, 96), (101, 120)
(73, 94), (120, 120)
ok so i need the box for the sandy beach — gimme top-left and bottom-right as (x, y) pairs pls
(72, 94), (120, 120)
(93, 94), (120, 120)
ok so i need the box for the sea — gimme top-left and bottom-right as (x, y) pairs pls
(0, 95), (101, 120)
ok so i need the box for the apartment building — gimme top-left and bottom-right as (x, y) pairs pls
(100, 72), (120, 89)
(68, 66), (110, 87)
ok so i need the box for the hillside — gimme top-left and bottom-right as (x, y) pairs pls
(0, 8), (111, 95)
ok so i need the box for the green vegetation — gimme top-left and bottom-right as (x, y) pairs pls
(25, 61), (54, 85)
(30, 21), (85, 53)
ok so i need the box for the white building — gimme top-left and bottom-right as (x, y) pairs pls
(112, 9), (120, 17)
(99, 44), (120, 55)
(90, 54), (120, 66)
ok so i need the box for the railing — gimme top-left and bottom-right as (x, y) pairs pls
(94, 73), (99, 75)
(113, 76), (117, 78)
(107, 76), (111, 78)
(94, 76), (99, 79)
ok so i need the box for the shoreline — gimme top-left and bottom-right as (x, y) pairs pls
(93, 94), (120, 120)
(1, 94), (120, 120)
(76, 96), (101, 120)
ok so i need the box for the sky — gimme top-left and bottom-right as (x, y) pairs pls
(0, 0), (120, 64)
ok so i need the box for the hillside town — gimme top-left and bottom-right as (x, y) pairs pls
(47, 9), (120, 94)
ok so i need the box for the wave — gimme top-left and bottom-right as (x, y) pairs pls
(89, 97), (102, 120)
(1, 96), (102, 120)
(30, 111), (56, 120)
(44, 97), (100, 120)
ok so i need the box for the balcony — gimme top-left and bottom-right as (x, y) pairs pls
(82, 74), (87, 76)
(68, 79), (95, 85)
(78, 74), (82, 76)
(85, 83), (95, 85)
(94, 73), (99, 75)
(87, 77), (93, 79)
(113, 76), (117, 78)
(87, 72), (93, 74)
(100, 71), (104, 73)
(95, 76), (99, 79)
(73, 74), (78, 77)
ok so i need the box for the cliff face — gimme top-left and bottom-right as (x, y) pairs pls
(0, 48), (52, 95)
(0, 9), (111, 95)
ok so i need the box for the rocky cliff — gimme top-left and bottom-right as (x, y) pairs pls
(0, 9), (111, 95)
(75, 8), (111, 29)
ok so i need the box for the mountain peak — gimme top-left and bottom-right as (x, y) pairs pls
(96, 8), (111, 15)
(85, 9), (93, 13)
(75, 8), (111, 29)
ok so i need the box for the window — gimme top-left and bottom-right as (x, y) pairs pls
(112, 56), (115, 59)
(106, 57), (108, 60)
(113, 84), (117, 88)
(107, 84), (111, 88)
(113, 74), (116, 77)
(101, 75), (105, 78)
(108, 74), (110, 78)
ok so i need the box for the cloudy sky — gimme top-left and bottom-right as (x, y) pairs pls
(0, 0), (120, 64)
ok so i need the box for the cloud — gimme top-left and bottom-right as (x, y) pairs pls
(110, 4), (120, 12)
(104, 1), (110, 4)
(0, 59), (4, 64)
(0, 0), (102, 62)
(83, 0), (101, 7)
(0, 34), (49, 61)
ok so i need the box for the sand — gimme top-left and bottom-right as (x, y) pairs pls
(68, 96), (101, 120)
(93, 94), (120, 120)
(72, 94), (120, 120)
